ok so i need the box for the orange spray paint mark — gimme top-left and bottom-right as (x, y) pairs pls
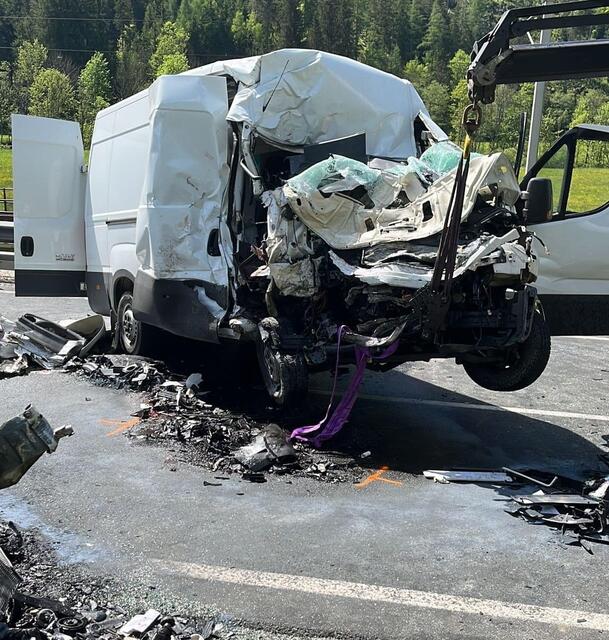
(99, 417), (140, 437)
(355, 465), (402, 489)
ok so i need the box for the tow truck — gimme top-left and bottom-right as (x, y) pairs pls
(467, 0), (609, 336)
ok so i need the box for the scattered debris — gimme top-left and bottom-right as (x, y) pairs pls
(0, 405), (73, 489)
(67, 353), (358, 482)
(0, 314), (106, 377)
(0, 519), (230, 640)
(507, 473), (609, 551)
(425, 466), (609, 551)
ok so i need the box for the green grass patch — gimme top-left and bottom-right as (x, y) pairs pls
(0, 147), (12, 188)
(539, 167), (609, 214)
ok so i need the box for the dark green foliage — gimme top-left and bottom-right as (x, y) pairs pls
(0, 0), (605, 153)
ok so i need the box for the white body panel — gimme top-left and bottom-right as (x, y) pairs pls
(532, 208), (609, 295)
(185, 48), (441, 159)
(85, 90), (150, 286)
(11, 115), (86, 294)
(135, 74), (229, 291)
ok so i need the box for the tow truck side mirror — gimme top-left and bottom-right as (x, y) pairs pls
(523, 178), (553, 224)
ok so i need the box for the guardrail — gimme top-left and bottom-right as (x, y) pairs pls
(0, 187), (13, 270)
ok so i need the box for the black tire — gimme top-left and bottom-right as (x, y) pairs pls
(463, 307), (551, 392)
(256, 340), (309, 407)
(116, 292), (157, 356)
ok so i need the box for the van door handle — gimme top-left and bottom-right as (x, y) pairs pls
(20, 236), (34, 257)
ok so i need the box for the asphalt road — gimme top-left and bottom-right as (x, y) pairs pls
(2, 281), (609, 639)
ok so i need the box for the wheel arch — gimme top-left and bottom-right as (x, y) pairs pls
(111, 271), (135, 311)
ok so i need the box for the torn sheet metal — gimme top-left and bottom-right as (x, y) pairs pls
(423, 470), (514, 484)
(284, 152), (520, 250)
(187, 49), (440, 159)
(135, 74), (230, 313)
(328, 229), (532, 290)
(0, 405), (73, 490)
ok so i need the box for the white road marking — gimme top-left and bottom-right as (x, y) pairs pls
(564, 335), (609, 342)
(154, 559), (609, 631)
(310, 390), (609, 422)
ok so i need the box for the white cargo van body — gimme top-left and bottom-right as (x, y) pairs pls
(12, 49), (437, 343)
(14, 48), (570, 400)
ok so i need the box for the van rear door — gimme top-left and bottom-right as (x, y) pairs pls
(11, 114), (86, 297)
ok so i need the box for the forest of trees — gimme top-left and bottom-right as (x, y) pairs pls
(0, 0), (608, 150)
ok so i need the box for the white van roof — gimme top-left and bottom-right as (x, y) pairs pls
(184, 49), (445, 160)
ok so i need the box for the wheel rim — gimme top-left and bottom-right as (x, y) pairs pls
(121, 302), (139, 351)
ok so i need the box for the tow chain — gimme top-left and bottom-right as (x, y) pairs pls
(425, 101), (482, 335)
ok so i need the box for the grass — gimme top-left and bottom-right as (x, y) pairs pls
(0, 148), (12, 188)
(540, 167), (609, 214)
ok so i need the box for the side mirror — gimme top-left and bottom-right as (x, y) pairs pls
(523, 177), (553, 224)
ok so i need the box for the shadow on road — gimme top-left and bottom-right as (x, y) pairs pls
(321, 368), (607, 481)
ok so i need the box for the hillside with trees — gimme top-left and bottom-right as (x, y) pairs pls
(0, 0), (608, 150)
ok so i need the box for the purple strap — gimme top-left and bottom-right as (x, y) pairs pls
(291, 328), (399, 448)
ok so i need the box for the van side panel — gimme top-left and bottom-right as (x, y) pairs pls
(85, 91), (150, 314)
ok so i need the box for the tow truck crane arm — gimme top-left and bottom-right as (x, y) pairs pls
(468, 0), (609, 105)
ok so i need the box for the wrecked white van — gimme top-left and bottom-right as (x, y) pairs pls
(12, 49), (550, 404)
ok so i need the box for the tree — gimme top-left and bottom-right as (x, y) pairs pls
(275, 0), (301, 49)
(23, 0), (110, 68)
(78, 52), (112, 145)
(15, 39), (47, 90)
(407, 0), (431, 60)
(156, 53), (189, 76)
(28, 68), (76, 120)
(419, 79), (451, 133)
(419, 0), (450, 83)
(0, 62), (15, 138)
(115, 24), (150, 99)
(14, 39), (48, 111)
(114, 0), (136, 34)
(177, 0), (236, 63)
(231, 9), (264, 55)
(149, 21), (189, 78)
(448, 49), (469, 88)
(402, 59), (429, 89)
(306, 0), (356, 58)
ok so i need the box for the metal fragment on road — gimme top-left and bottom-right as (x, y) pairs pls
(423, 470), (513, 484)
(502, 467), (558, 488)
(542, 514), (594, 526)
(513, 495), (600, 506)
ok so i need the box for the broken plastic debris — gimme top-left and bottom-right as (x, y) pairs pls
(119, 610), (161, 636)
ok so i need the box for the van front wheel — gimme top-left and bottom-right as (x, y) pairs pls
(256, 340), (308, 408)
(116, 292), (156, 355)
(462, 307), (551, 392)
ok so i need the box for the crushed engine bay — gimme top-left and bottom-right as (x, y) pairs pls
(233, 135), (539, 370)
